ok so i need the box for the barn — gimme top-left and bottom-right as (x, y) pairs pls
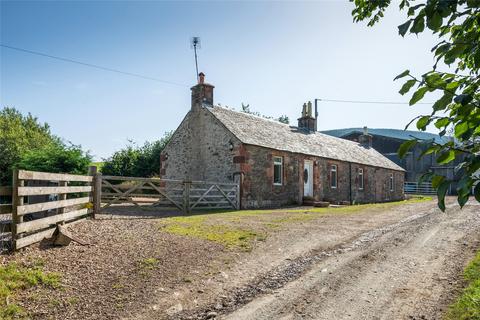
(160, 74), (405, 209)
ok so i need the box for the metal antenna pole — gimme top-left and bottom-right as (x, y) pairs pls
(314, 98), (320, 131)
(190, 37), (201, 82)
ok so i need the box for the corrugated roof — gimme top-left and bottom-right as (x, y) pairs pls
(321, 127), (449, 144)
(207, 106), (405, 171)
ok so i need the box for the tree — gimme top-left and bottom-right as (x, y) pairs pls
(351, 0), (480, 210)
(16, 142), (92, 175)
(0, 107), (55, 185)
(101, 132), (172, 177)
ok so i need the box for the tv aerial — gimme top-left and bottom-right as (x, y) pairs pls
(190, 37), (201, 82)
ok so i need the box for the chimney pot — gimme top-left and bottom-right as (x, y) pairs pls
(198, 72), (205, 84)
(298, 101), (317, 133)
(359, 126), (373, 148)
(191, 72), (214, 111)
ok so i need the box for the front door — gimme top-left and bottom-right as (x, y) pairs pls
(303, 160), (313, 197)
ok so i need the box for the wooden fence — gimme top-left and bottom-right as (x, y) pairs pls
(0, 169), (240, 251)
(99, 175), (240, 213)
(0, 186), (13, 252)
(11, 170), (94, 250)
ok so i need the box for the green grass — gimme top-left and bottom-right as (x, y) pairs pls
(139, 258), (159, 270)
(160, 197), (432, 251)
(445, 251), (480, 320)
(0, 262), (61, 319)
(162, 222), (263, 251)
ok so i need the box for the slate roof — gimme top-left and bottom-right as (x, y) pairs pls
(321, 127), (449, 144)
(207, 106), (405, 171)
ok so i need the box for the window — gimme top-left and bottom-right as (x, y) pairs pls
(330, 165), (337, 189)
(358, 168), (364, 190)
(389, 173), (394, 191)
(273, 156), (283, 186)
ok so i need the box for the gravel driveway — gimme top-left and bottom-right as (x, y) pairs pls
(2, 198), (478, 320)
(218, 200), (480, 320)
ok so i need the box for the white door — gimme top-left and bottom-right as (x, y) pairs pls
(303, 160), (313, 197)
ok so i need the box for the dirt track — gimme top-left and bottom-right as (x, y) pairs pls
(4, 198), (479, 320)
(218, 200), (480, 320)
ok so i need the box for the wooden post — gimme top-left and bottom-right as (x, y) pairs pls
(89, 166), (101, 219)
(11, 170), (23, 250)
(236, 183), (241, 210)
(57, 181), (67, 224)
(183, 180), (191, 214)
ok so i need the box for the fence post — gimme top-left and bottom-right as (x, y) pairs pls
(89, 166), (101, 219)
(11, 170), (23, 250)
(236, 184), (241, 210)
(183, 180), (191, 214)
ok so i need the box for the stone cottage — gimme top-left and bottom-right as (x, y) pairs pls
(160, 74), (405, 208)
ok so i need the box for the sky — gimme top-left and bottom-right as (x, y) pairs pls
(1, 1), (441, 160)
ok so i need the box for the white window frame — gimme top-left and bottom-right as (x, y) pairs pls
(389, 173), (394, 191)
(330, 164), (337, 189)
(273, 156), (283, 186)
(358, 168), (364, 190)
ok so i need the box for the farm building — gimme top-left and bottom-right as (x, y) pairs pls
(321, 127), (463, 193)
(160, 74), (405, 208)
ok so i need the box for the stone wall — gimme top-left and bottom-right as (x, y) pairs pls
(160, 108), (240, 183)
(239, 146), (405, 208)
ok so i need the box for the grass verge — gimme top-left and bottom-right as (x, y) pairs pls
(160, 197), (432, 251)
(445, 250), (480, 320)
(0, 262), (61, 319)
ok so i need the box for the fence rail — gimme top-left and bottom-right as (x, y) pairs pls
(98, 175), (240, 213)
(11, 169), (95, 250)
(404, 182), (437, 195)
(2, 169), (240, 251)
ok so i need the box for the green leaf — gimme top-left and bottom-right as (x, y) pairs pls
(419, 172), (434, 184)
(458, 192), (470, 208)
(394, 69), (410, 80)
(398, 20), (412, 36)
(410, 15), (425, 34)
(427, 11), (442, 31)
(453, 94), (473, 106)
(420, 145), (440, 157)
(454, 122), (469, 137)
(445, 81), (460, 91)
(424, 73), (445, 88)
(432, 93), (453, 111)
(474, 183), (480, 202)
(409, 87), (428, 105)
(416, 116), (430, 130)
(437, 150), (455, 165)
(399, 79), (417, 95)
(398, 140), (417, 158)
(434, 118), (450, 129)
(437, 180), (450, 212)
(432, 175), (445, 188)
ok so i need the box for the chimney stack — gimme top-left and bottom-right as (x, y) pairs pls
(297, 101), (317, 133)
(358, 126), (373, 148)
(191, 72), (214, 111)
